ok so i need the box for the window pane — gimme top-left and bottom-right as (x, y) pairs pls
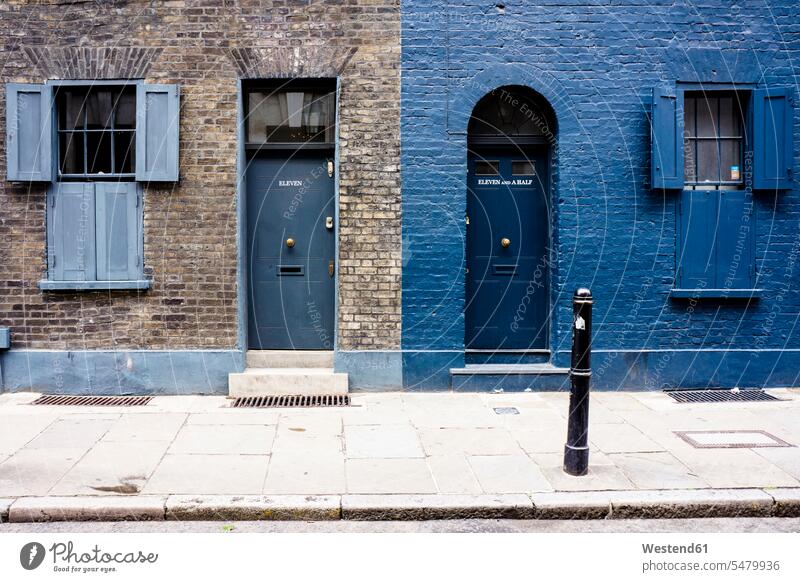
(59, 132), (84, 174)
(721, 139), (742, 182)
(684, 139), (697, 183)
(475, 161), (499, 175)
(115, 89), (136, 130)
(58, 89), (86, 130)
(696, 139), (720, 183)
(86, 132), (112, 174)
(114, 131), (135, 174)
(695, 96), (718, 138)
(512, 161), (535, 175)
(718, 96), (741, 137)
(684, 96), (696, 137)
(247, 89), (334, 143)
(85, 90), (114, 129)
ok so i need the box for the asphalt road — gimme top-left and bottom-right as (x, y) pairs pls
(2, 518), (799, 533)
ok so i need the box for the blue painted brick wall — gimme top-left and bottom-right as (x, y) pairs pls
(401, 0), (800, 390)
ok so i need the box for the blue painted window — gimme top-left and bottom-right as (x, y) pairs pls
(675, 90), (757, 295)
(5, 80), (179, 289)
(651, 85), (793, 191)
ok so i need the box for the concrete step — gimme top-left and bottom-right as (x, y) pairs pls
(246, 350), (334, 369)
(228, 367), (348, 397)
(450, 363), (571, 392)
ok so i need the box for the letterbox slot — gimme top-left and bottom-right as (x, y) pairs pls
(493, 264), (518, 276)
(278, 265), (304, 276)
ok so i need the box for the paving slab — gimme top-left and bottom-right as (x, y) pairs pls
(427, 455), (483, 494)
(342, 494), (534, 520)
(419, 427), (522, 456)
(9, 496), (166, 522)
(143, 454), (269, 495)
(766, 488), (800, 517)
(102, 413), (187, 442)
(24, 417), (115, 450)
(0, 448), (86, 496)
(185, 411), (281, 425)
(589, 423), (664, 454)
(278, 413), (343, 436)
(539, 463), (636, 492)
(468, 455), (553, 493)
(345, 425), (425, 458)
(168, 424), (275, 455)
(513, 427), (568, 454)
(263, 451), (346, 494)
(148, 396), (230, 412)
(609, 451), (709, 489)
(166, 495), (340, 521)
(670, 447), (800, 488)
(345, 458), (437, 494)
(753, 447), (800, 481)
(0, 414), (59, 455)
(609, 488), (774, 519)
(50, 441), (171, 496)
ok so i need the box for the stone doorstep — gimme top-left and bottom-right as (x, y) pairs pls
(228, 368), (349, 397)
(3, 489), (800, 522)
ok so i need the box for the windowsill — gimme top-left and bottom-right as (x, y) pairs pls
(670, 288), (762, 300)
(39, 280), (151, 291)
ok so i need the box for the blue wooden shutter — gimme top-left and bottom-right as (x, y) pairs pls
(651, 86), (684, 189)
(48, 183), (96, 281)
(95, 182), (140, 281)
(5, 83), (52, 181)
(715, 191), (755, 289)
(752, 87), (793, 190)
(678, 190), (715, 288)
(135, 84), (180, 181)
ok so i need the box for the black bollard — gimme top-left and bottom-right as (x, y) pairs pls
(563, 287), (593, 476)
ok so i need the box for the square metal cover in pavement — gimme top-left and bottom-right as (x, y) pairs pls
(674, 430), (793, 449)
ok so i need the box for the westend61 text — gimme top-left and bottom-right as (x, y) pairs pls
(642, 543), (708, 554)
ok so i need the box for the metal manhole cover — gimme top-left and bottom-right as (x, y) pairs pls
(674, 430), (793, 449)
(31, 394), (153, 407)
(232, 394), (351, 408)
(666, 389), (781, 403)
(493, 407), (520, 415)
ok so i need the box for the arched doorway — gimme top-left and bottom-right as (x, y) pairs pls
(465, 86), (555, 356)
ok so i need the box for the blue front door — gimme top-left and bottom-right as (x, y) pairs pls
(466, 150), (550, 350)
(246, 152), (335, 349)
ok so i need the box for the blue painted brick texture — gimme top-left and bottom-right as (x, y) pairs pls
(401, 1), (800, 390)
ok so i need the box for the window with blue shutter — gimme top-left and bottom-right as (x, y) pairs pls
(6, 79), (180, 291)
(672, 90), (758, 298)
(752, 87), (793, 190)
(6, 84), (52, 181)
(651, 86), (684, 189)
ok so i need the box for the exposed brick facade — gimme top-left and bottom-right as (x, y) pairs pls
(0, 0), (401, 352)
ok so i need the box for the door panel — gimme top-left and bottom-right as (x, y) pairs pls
(466, 151), (549, 350)
(246, 152), (335, 349)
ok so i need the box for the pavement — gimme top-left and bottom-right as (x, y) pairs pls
(1, 389), (799, 522)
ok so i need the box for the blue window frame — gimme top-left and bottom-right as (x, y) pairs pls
(664, 86), (763, 298)
(6, 79), (180, 291)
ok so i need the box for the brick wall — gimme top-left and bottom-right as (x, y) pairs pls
(401, 0), (800, 388)
(0, 0), (401, 351)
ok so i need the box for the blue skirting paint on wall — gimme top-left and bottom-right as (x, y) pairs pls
(0, 350), (244, 395)
(402, 350), (464, 391)
(334, 350), (402, 391)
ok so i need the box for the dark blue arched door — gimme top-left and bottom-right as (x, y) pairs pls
(466, 148), (550, 350)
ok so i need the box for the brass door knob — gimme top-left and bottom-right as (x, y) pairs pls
(501, 237), (511, 248)
(286, 238), (295, 248)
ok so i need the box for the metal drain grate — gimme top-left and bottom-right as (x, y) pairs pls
(675, 430), (793, 449)
(232, 394), (351, 408)
(666, 389), (781, 403)
(31, 394), (153, 407)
